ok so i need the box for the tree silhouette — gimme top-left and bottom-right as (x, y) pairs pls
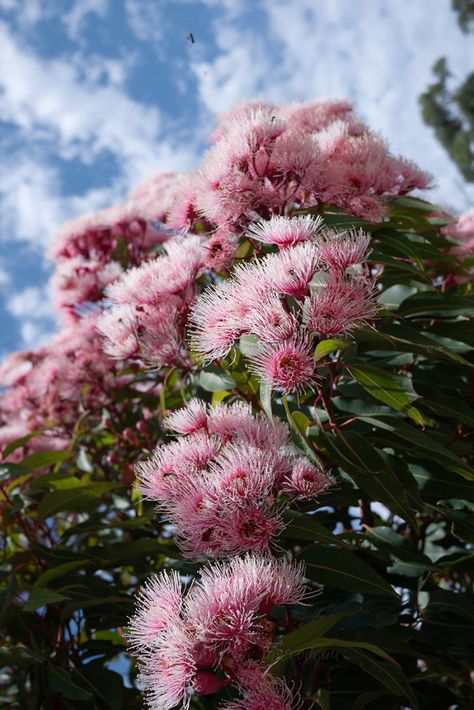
(419, 0), (474, 182)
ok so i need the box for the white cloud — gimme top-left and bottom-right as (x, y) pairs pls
(0, 0), (51, 29)
(6, 286), (56, 348)
(0, 155), (124, 246)
(62, 0), (109, 41)
(6, 286), (53, 320)
(19, 320), (54, 348)
(191, 0), (474, 211)
(0, 20), (199, 248)
(0, 260), (10, 287)
(125, 0), (163, 43)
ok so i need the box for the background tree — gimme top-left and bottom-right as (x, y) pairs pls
(419, 0), (474, 183)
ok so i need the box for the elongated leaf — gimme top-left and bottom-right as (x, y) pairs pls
(198, 369), (236, 392)
(260, 379), (273, 420)
(409, 462), (474, 501)
(301, 545), (398, 597)
(355, 323), (471, 366)
(318, 429), (419, 526)
(346, 363), (424, 425)
(239, 334), (260, 357)
(37, 482), (122, 519)
(21, 450), (73, 469)
(33, 561), (86, 589)
(399, 292), (474, 318)
(265, 613), (350, 668)
(24, 588), (69, 611)
(280, 510), (344, 546)
(48, 666), (92, 701)
(358, 415), (473, 480)
(314, 339), (350, 361)
(344, 649), (419, 709)
(2, 431), (42, 459)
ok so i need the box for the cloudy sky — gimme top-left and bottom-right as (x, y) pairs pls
(0, 0), (473, 358)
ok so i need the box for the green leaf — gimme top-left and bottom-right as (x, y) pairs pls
(399, 292), (474, 318)
(365, 527), (434, 570)
(390, 196), (439, 213)
(282, 397), (323, 468)
(345, 649), (419, 709)
(264, 613), (351, 668)
(37, 482), (122, 519)
(355, 323), (471, 366)
(48, 666), (92, 701)
(314, 339), (350, 361)
(409, 462), (474, 501)
(239, 334), (260, 357)
(33, 561), (86, 589)
(353, 690), (387, 710)
(2, 431), (42, 459)
(301, 545), (398, 597)
(0, 575), (17, 617)
(280, 510), (344, 545)
(346, 363), (424, 425)
(318, 429), (420, 527)
(24, 588), (69, 611)
(260, 379), (273, 420)
(0, 462), (30, 481)
(358, 415), (473, 480)
(21, 450), (73, 469)
(198, 369), (236, 392)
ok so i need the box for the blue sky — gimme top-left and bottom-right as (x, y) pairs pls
(1, 0), (473, 358)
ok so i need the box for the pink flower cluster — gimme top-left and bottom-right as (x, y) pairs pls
(190, 216), (377, 393)
(48, 180), (181, 316)
(136, 399), (333, 558)
(46, 99), (427, 321)
(194, 100), (430, 229)
(96, 236), (206, 365)
(0, 314), (118, 461)
(127, 555), (306, 709)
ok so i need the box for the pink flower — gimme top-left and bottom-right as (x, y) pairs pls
(127, 571), (183, 653)
(138, 623), (195, 710)
(247, 215), (323, 249)
(136, 433), (219, 501)
(189, 272), (267, 361)
(185, 555), (307, 660)
(165, 399), (209, 435)
(224, 664), (303, 710)
(282, 457), (335, 498)
(305, 275), (378, 336)
(249, 337), (316, 394)
(127, 556), (308, 707)
(245, 294), (298, 343)
(262, 242), (320, 300)
(204, 230), (240, 270)
(317, 228), (371, 272)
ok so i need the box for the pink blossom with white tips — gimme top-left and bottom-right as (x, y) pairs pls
(306, 275), (378, 336)
(165, 399), (209, 435)
(262, 242), (320, 300)
(138, 623), (195, 710)
(185, 555), (307, 660)
(317, 228), (372, 272)
(283, 457), (335, 499)
(249, 337), (316, 394)
(224, 664), (303, 710)
(246, 214), (323, 249)
(136, 432), (220, 501)
(127, 571), (183, 653)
